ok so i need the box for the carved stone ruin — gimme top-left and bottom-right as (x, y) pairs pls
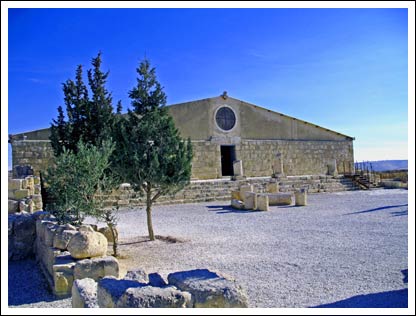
(272, 153), (284, 177)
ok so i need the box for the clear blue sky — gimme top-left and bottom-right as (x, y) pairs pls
(7, 8), (409, 168)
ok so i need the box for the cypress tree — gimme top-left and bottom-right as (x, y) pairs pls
(115, 59), (193, 241)
(50, 53), (116, 155)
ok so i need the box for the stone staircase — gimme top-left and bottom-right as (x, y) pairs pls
(112, 175), (359, 207)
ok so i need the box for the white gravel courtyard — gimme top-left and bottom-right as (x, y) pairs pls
(9, 188), (408, 308)
(115, 188), (409, 308)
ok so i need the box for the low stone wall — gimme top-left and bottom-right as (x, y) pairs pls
(72, 268), (248, 308)
(103, 175), (358, 207)
(8, 176), (43, 213)
(34, 218), (119, 298)
(8, 212), (36, 261)
(8, 211), (119, 298)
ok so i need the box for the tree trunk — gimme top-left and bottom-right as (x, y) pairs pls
(108, 223), (118, 257)
(146, 186), (155, 241)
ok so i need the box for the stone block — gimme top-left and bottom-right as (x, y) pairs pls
(231, 199), (244, 210)
(239, 185), (253, 202)
(230, 190), (241, 201)
(256, 194), (269, 211)
(74, 256), (119, 281)
(117, 199), (130, 206)
(124, 269), (149, 283)
(9, 179), (23, 190)
(266, 182), (279, 193)
(53, 230), (78, 250)
(233, 160), (243, 177)
(8, 200), (19, 214)
(116, 285), (192, 308)
(68, 231), (108, 259)
(79, 225), (95, 233)
(44, 223), (59, 247)
(268, 193), (292, 206)
(31, 194), (43, 208)
(13, 189), (30, 200)
(295, 190), (307, 206)
(149, 273), (168, 287)
(33, 176), (41, 185)
(98, 226), (118, 243)
(168, 269), (248, 308)
(54, 270), (74, 298)
(244, 192), (257, 210)
(72, 278), (99, 308)
(34, 184), (41, 194)
(98, 276), (144, 308)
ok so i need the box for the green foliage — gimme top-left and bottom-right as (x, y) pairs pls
(46, 140), (116, 225)
(114, 59), (193, 240)
(50, 53), (117, 156)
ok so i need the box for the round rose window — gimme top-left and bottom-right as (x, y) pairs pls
(215, 107), (236, 131)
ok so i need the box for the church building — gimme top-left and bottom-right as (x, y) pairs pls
(9, 93), (355, 179)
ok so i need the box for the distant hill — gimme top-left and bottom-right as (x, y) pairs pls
(357, 160), (408, 172)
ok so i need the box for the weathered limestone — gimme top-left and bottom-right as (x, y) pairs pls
(117, 285), (192, 308)
(266, 181), (279, 193)
(67, 231), (108, 259)
(149, 273), (168, 287)
(13, 189), (30, 200)
(295, 189), (307, 206)
(9, 179), (23, 190)
(231, 190), (241, 201)
(8, 175), (43, 213)
(72, 278), (99, 308)
(244, 192), (257, 210)
(233, 160), (243, 176)
(239, 184), (253, 203)
(8, 200), (19, 214)
(168, 269), (249, 308)
(256, 194), (269, 211)
(74, 256), (119, 281)
(98, 277), (144, 308)
(268, 193), (292, 206)
(53, 228), (78, 250)
(327, 159), (338, 176)
(124, 269), (149, 283)
(98, 226), (118, 243)
(231, 199), (244, 210)
(8, 212), (36, 260)
(272, 153), (284, 176)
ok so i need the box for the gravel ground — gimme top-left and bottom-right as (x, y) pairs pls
(9, 188), (408, 308)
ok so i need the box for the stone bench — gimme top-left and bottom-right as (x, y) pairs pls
(267, 193), (293, 206)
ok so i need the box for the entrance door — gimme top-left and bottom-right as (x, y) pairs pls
(220, 145), (236, 176)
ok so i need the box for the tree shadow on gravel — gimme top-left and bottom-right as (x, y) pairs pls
(8, 258), (59, 306)
(206, 205), (257, 214)
(119, 235), (186, 246)
(313, 288), (408, 308)
(344, 204), (408, 216)
(314, 269), (408, 308)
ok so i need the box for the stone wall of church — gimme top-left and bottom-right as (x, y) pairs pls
(11, 140), (55, 177)
(191, 139), (354, 179)
(238, 139), (354, 177)
(10, 138), (354, 181)
(191, 141), (221, 179)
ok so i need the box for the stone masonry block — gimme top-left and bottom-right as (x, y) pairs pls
(72, 278), (98, 308)
(9, 179), (23, 190)
(256, 194), (269, 211)
(268, 193), (292, 206)
(12, 189), (30, 200)
(244, 192), (257, 210)
(74, 256), (119, 281)
(231, 190), (241, 201)
(239, 185), (253, 203)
